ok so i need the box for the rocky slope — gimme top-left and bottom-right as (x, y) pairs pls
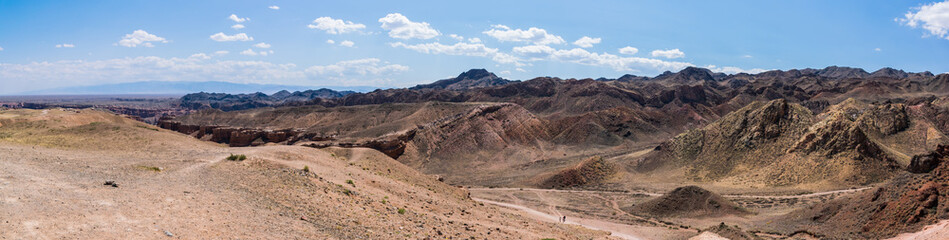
(638, 99), (910, 187)
(768, 145), (949, 239)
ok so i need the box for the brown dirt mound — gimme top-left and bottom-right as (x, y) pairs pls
(628, 186), (750, 218)
(540, 156), (616, 188)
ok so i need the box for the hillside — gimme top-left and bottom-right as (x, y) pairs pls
(637, 99), (914, 187)
(0, 108), (612, 239)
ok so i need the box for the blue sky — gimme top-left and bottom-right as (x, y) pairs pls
(1, 0), (948, 94)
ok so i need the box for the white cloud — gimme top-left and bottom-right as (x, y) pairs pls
(190, 53), (211, 60)
(268, 5), (279, 10)
(241, 49), (274, 56)
(618, 46), (639, 55)
(0, 56), (314, 94)
(56, 44), (75, 48)
(483, 25), (565, 45)
(214, 50), (229, 55)
(468, 37), (482, 43)
(210, 32), (254, 42)
(378, 13), (440, 39)
(650, 49), (685, 59)
(326, 39), (335, 44)
(229, 14), (249, 23)
(231, 24), (245, 30)
(449, 34), (464, 41)
(117, 30), (168, 47)
(741, 54), (753, 58)
(706, 65), (768, 74)
(573, 36), (601, 48)
(308, 16), (366, 34)
(899, 1), (949, 40)
(390, 42), (498, 57)
(240, 49), (258, 56)
(512, 45), (691, 72)
(390, 41), (525, 66)
(874, 48), (882, 52)
(491, 52), (527, 67)
(516, 68), (526, 72)
(254, 42), (271, 48)
(305, 58), (409, 79)
(339, 40), (355, 47)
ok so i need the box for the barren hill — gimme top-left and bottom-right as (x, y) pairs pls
(628, 186), (749, 218)
(637, 98), (909, 187)
(0, 108), (612, 239)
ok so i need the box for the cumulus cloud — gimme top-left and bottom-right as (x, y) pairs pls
(512, 45), (691, 72)
(378, 13), (439, 39)
(706, 65), (769, 74)
(241, 49), (274, 56)
(650, 49), (685, 59)
(0, 56), (312, 94)
(390, 42), (498, 57)
(210, 32), (254, 42)
(390, 41), (524, 66)
(229, 14), (249, 23)
(56, 44), (75, 48)
(618, 46), (639, 55)
(117, 30), (167, 47)
(468, 37), (482, 43)
(269, 5), (279, 10)
(339, 40), (355, 47)
(231, 24), (245, 30)
(573, 36), (601, 48)
(449, 34), (464, 41)
(254, 42), (271, 48)
(190, 53), (211, 60)
(308, 16), (366, 34)
(483, 25), (565, 45)
(899, 1), (949, 40)
(326, 39), (335, 44)
(305, 58), (409, 77)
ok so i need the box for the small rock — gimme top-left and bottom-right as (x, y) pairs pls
(164, 230), (173, 237)
(300, 216), (308, 221)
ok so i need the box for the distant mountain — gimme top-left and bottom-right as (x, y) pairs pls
(16, 81), (377, 95)
(410, 69), (515, 90)
(179, 89), (356, 111)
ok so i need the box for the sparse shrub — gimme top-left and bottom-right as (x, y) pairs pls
(303, 165), (310, 172)
(397, 208), (406, 214)
(137, 166), (162, 172)
(342, 189), (353, 196)
(226, 154), (247, 161)
(346, 179), (354, 186)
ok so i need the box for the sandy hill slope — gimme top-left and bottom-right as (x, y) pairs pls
(637, 99), (913, 188)
(0, 108), (612, 239)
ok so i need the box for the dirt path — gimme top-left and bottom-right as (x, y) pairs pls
(721, 187), (874, 199)
(473, 197), (647, 240)
(470, 186), (873, 200)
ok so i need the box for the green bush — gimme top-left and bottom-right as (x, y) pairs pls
(226, 154), (247, 161)
(345, 179), (354, 186)
(303, 165), (310, 172)
(397, 208), (406, 214)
